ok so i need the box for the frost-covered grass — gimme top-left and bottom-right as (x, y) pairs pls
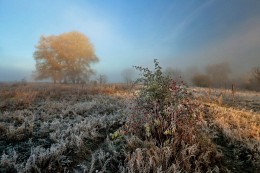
(190, 87), (260, 172)
(0, 82), (259, 172)
(0, 83), (130, 172)
(192, 87), (260, 112)
(202, 103), (260, 172)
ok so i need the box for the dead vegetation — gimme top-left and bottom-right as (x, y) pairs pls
(0, 81), (259, 172)
(0, 83), (130, 172)
(194, 87), (260, 172)
(193, 87), (260, 113)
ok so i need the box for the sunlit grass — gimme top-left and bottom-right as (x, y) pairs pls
(0, 83), (259, 172)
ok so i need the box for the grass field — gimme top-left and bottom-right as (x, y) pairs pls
(0, 83), (259, 172)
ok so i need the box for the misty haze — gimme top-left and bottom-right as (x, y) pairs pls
(0, 0), (260, 172)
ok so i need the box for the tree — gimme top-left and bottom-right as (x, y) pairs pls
(191, 73), (212, 87)
(246, 66), (260, 91)
(253, 67), (260, 82)
(206, 62), (231, 87)
(121, 68), (135, 85)
(164, 67), (183, 83)
(98, 74), (108, 85)
(33, 31), (99, 83)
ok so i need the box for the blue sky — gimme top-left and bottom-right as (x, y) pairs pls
(0, 0), (260, 82)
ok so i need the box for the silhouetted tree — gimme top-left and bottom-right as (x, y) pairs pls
(206, 62), (231, 87)
(122, 68), (135, 85)
(164, 67), (183, 83)
(191, 74), (212, 87)
(245, 66), (260, 91)
(98, 74), (108, 84)
(253, 67), (260, 82)
(33, 31), (99, 83)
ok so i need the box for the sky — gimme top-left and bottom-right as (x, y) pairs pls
(0, 0), (260, 82)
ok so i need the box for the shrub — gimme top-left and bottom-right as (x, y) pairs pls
(127, 59), (200, 145)
(125, 59), (221, 172)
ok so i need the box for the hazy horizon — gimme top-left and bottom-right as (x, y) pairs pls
(1, 0), (260, 82)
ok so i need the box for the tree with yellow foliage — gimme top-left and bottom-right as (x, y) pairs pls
(33, 31), (98, 83)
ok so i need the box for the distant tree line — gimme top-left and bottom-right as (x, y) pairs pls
(152, 62), (259, 91)
(191, 62), (260, 91)
(191, 62), (231, 88)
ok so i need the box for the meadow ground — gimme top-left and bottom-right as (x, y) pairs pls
(192, 87), (260, 172)
(0, 83), (259, 172)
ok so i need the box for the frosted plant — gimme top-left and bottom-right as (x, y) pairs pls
(0, 93), (128, 172)
(0, 149), (18, 171)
